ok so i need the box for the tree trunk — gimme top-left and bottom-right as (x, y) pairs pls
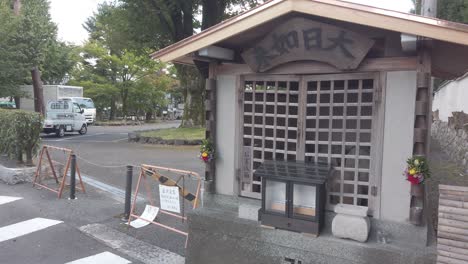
(145, 111), (152, 121)
(14, 96), (20, 109)
(31, 67), (44, 115)
(25, 149), (33, 166)
(13, 0), (21, 15)
(109, 96), (116, 120)
(178, 65), (205, 127)
(202, 0), (226, 30)
(121, 88), (129, 116)
(422, 0), (437, 17)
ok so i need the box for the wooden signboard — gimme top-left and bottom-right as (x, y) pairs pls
(241, 17), (375, 72)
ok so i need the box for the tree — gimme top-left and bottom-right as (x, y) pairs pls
(437, 0), (468, 23)
(128, 73), (177, 120)
(0, 0), (77, 100)
(412, 0), (468, 23)
(71, 41), (163, 119)
(0, 1), (25, 98)
(42, 41), (78, 84)
(120, 0), (264, 127)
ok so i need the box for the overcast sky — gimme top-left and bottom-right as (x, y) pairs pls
(49, 0), (415, 45)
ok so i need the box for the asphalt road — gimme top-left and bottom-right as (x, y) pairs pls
(37, 121), (203, 257)
(40, 121), (204, 193)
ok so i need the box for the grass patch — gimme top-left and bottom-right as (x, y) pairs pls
(141, 127), (205, 140)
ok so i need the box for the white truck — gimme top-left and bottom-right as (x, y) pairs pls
(19, 85), (97, 124)
(42, 100), (88, 137)
(59, 97), (96, 124)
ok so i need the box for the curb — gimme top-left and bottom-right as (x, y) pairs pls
(80, 223), (185, 264)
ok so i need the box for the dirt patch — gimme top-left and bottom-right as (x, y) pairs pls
(0, 154), (36, 168)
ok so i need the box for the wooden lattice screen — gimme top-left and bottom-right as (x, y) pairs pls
(437, 185), (468, 263)
(239, 73), (380, 213)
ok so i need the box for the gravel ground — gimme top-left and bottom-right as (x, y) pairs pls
(426, 137), (468, 243)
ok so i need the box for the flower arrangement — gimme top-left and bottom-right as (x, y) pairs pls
(199, 139), (215, 163)
(404, 156), (430, 185)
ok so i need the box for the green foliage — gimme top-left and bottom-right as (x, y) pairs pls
(407, 156), (431, 179)
(70, 40), (167, 119)
(0, 0), (77, 99)
(77, 0), (265, 124)
(200, 139), (214, 154)
(437, 0), (468, 23)
(42, 41), (79, 84)
(128, 73), (176, 118)
(119, 0), (263, 127)
(0, 109), (42, 164)
(412, 0), (468, 22)
(0, 1), (26, 97)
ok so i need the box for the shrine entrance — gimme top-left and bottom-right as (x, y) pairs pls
(239, 73), (383, 216)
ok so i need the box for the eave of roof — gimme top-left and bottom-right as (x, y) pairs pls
(151, 0), (468, 63)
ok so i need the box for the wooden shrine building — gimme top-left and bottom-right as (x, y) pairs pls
(151, 0), (468, 263)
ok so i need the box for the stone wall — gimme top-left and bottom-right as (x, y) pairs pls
(431, 114), (468, 173)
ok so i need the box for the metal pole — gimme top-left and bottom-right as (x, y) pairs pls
(124, 165), (133, 220)
(70, 154), (76, 200)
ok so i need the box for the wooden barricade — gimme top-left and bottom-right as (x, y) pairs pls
(127, 164), (202, 247)
(33, 145), (85, 198)
(437, 185), (468, 264)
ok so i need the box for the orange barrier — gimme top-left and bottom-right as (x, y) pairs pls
(33, 145), (85, 198)
(127, 164), (202, 247)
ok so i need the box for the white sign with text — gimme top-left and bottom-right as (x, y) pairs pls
(159, 185), (181, 213)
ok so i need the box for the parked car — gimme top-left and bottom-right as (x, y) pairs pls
(0, 101), (16, 109)
(42, 100), (87, 137)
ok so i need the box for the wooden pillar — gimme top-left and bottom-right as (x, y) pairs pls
(205, 62), (217, 193)
(409, 0), (436, 226)
(409, 41), (432, 225)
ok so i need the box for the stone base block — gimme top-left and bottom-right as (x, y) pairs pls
(0, 165), (36, 185)
(332, 214), (370, 242)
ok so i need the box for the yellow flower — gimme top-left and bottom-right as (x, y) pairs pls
(409, 168), (417, 175)
(202, 152), (208, 158)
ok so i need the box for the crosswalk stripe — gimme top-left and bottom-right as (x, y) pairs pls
(0, 217), (63, 243)
(0, 196), (22, 205)
(65, 251), (131, 264)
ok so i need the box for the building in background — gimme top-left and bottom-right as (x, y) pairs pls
(433, 73), (468, 121)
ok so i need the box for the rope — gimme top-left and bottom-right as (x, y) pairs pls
(74, 154), (141, 169)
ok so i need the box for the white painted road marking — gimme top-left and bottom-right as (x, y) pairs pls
(65, 251), (131, 264)
(0, 196), (22, 205)
(80, 175), (144, 203)
(56, 133), (106, 142)
(0, 217), (63, 243)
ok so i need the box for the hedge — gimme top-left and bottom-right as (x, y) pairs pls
(0, 109), (42, 165)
